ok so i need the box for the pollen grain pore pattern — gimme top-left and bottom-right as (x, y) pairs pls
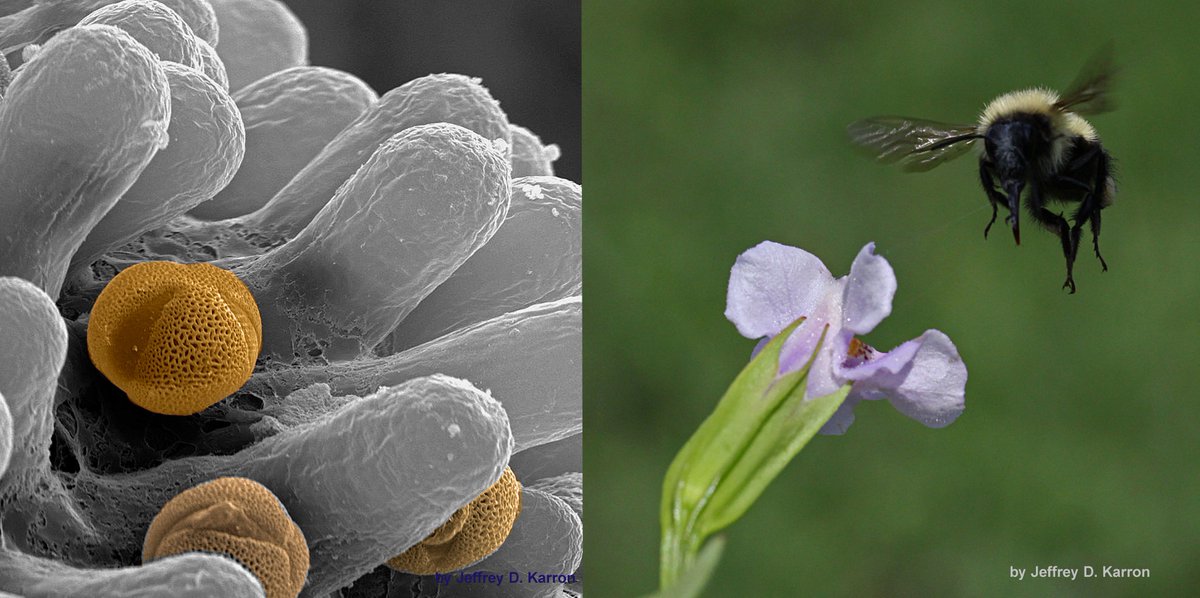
(387, 466), (522, 574)
(87, 261), (262, 415)
(143, 476), (309, 598)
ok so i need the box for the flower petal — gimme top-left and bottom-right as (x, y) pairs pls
(841, 243), (896, 335)
(803, 326), (850, 398)
(818, 394), (862, 435)
(847, 330), (966, 429)
(837, 337), (920, 382)
(778, 317), (825, 377)
(749, 336), (771, 360)
(725, 241), (835, 339)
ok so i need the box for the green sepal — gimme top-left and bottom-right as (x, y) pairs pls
(658, 318), (850, 590)
(697, 376), (848, 535)
(642, 536), (725, 598)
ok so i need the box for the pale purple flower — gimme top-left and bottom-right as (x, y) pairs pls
(725, 241), (966, 435)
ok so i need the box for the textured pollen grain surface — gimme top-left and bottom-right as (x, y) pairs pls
(388, 467), (522, 575)
(143, 477), (307, 598)
(87, 261), (262, 415)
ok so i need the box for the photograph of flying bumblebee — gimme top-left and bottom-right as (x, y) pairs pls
(849, 48), (1116, 293)
(588, 1), (1200, 594)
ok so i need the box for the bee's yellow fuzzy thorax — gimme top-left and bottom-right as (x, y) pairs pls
(978, 88), (1097, 141)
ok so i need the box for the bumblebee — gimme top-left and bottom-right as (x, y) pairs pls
(848, 49), (1117, 293)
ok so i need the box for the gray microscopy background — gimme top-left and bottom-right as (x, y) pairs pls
(282, 0), (581, 183)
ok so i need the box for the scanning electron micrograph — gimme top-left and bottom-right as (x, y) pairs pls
(0, 1), (581, 597)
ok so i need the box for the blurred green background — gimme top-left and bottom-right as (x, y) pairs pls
(584, 1), (1200, 595)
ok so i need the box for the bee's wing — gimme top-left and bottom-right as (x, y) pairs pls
(1054, 44), (1116, 115)
(847, 117), (980, 172)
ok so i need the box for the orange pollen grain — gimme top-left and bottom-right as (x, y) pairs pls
(86, 261), (262, 415)
(143, 477), (308, 598)
(386, 467), (522, 575)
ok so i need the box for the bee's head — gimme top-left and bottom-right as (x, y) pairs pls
(984, 119), (1036, 181)
(983, 117), (1050, 246)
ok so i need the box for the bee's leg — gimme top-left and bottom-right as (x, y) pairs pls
(1064, 143), (1101, 172)
(1003, 179), (1023, 245)
(1090, 156), (1112, 272)
(979, 160), (1005, 239)
(1090, 210), (1108, 271)
(1028, 183), (1077, 293)
(985, 200), (999, 239)
(1053, 175), (1090, 192)
(1068, 150), (1112, 273)
(1040, 209), (1077, 294)
(1049, 154), (1094, 194)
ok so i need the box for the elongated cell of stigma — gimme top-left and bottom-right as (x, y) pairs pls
(87, 261), (262, 415)
(84, 0), (226, 86)
(526, 473), (584, 596)
(237, 122), (510, 362)
(81, 0), (227, 88)
(0, 392), (11, 478)
(246, 297), (580, 452)
(78, 0), (204, 69)
(195, 37), (228, 89)
(0, 25), (169, 297)
(71, 61), (245, 275)
(238, 73), (511, 242)
(527, 472), (582, 520)
(510, 433), (581, 484)
(65, 374), (511, 594)
(0, 0), (219, 52)
(0, 50), (10, 95)
(0, 278), (86, 565)
(440, 488), (583, 598)
(189, 66), (377, 221)
(388, 467), (522, 575)
(207, 0), (306, 90)
(143, 477), (308, 598)
(232, 375), (511, 595)
(0, 1), (31, 17)
(0, 278), (66, 486)
(383, 176), (581, 353)
(510, 124), (561, 177)
(0, 551), (265, 598)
